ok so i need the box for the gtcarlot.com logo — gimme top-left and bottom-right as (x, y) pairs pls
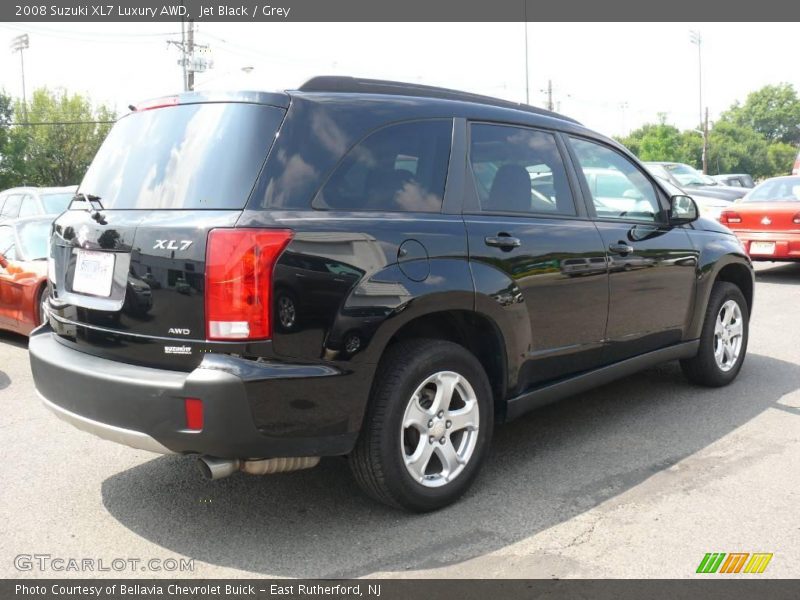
(14, 554), (194, 573)
(696, 552), (773, 574)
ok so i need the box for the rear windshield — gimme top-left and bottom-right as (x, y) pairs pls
(743, 177), (800, 202)
(41, 192), (74, 214)
(80, 102), (285, 209)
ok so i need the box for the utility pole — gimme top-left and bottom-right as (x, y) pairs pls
(703, 106), (709, 175)
(186, 20), (195, 91)
(9, 34), (29, 122)
(168, 20), (212, 92)
(546, 79), (553, 111)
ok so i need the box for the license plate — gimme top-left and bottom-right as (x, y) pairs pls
(750, 241), (776, 255)
(72, 249), (115, 297)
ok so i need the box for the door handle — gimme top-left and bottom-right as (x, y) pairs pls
(485, 234), (521, 250)
(608, 242), (634, 255)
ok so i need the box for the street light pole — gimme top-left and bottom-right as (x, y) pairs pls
(9, 34), (29, 123)
(523, 1), (530, 104)
(689, 30), (708, 173)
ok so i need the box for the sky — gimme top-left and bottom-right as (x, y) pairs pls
(0, 21), (798, 138)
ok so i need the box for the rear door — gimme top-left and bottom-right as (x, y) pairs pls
(463, 122), (609, 388)
(565, 135), (698, 362)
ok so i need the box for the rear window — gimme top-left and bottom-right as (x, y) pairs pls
(744, 177), (800, 202)
(80, 103), (285, 209)
(41, 192), (74, 214)
(313, 120), (452, 212)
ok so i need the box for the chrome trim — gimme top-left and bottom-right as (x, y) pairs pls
(38, 392), (174, 455)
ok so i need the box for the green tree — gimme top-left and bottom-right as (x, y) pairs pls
(767, 142), (797, 176)
(722, 83), (800, 145)
(10, 87), (115, 186)
(617, 115), (702, 167)
(706, 120), (772, 178)
(0, 90), (25, 189)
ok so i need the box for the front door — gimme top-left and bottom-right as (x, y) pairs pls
(566, 136), (698, 362)
(464, 122), (609, 390)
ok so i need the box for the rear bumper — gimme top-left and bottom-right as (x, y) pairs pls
(29, 327), (359, 459)
(732, 231), (800, 260)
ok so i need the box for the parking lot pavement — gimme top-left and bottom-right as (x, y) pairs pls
(1, 262), (799, 579)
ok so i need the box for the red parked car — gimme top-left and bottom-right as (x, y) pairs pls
(0, 217), (50, 336)
(719, 176), (800, 261)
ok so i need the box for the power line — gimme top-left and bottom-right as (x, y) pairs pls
(0, 23), (180, 40)
(13, 120), (115, 126)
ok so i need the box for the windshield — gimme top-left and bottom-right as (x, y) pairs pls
(17, 220), (51, 260)
(40, 192), (74, 214)
(665, 164), (716, 186)
(80, 102), (285, 209)
(743, 177), (800, 203)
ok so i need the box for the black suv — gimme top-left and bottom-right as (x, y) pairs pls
(30, 77), (754, 512)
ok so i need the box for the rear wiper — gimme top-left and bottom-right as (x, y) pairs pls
(68, 193), (103, 210)
(69, 193), (107, 225)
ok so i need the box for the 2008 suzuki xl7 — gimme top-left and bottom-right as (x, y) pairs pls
(30, 77), (754, 512)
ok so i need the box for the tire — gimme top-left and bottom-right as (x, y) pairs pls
(680, 281), (749, 387)
(274, 289), (298, 332)
(35, 285), (47, 327)
(349, 339), (493, 512)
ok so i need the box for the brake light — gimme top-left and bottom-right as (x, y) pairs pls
(135, 96), (180, 111)
(793, 213), (800, 225)
(205, 228), (293, 341)
(720, 210), (742, 224)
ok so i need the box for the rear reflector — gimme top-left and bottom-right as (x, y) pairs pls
(205, 228), (293, 341)
(720, 210), (742, 224)
(184, 398), (204, 431)
(793, 212), (800, 225)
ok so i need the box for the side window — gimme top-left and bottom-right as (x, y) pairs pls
(18, 195), (40, 218)
(469, 123), (576, 216)
(314, 120), (452, 212)
(0, 194), (22, 219)
(0, 226), (16, 261)
(570, 137), (661, 222)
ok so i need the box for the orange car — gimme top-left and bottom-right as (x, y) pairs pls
(0, 217), (51, 336)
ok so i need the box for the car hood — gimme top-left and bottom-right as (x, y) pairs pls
(684, 184), (746, 201)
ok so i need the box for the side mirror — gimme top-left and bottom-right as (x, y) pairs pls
(669, 195), (699, 225)
(0, 252), (7, 269)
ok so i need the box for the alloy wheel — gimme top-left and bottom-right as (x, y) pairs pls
(400, 371), (480, 488)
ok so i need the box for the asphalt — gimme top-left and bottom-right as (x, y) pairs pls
(1, 262), (799, 579)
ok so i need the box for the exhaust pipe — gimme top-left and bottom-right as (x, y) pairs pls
(198, 456), (320, 480)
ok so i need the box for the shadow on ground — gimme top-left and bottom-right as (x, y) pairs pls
(0, 330), (28, 350)
(102, 353), (800, 577)
(0, 331), (27, 390)
(755, 262), (800, 285)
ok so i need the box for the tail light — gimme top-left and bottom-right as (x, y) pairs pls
(205, 228), (293, 341)
(793, 212), (800, 224)
(720, 210), (742, 224)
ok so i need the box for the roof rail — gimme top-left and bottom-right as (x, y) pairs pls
(297, 76), (580, 124)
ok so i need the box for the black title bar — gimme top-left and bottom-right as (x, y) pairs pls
(5, 580), (800, 600)
(3, 0), (800, 22)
